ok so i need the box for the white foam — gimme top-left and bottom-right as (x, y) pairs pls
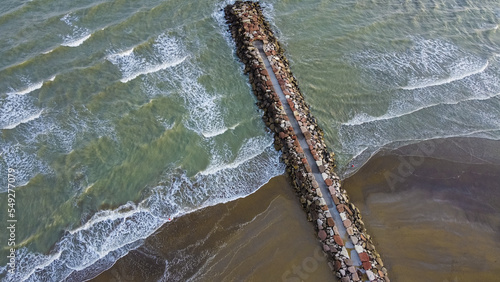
(402, 60), (489, 90)
(60, 13), (92, 48)
(2, 109), (42, 130)
(62, 33), (91, 47)
(108, 34), (188, 83)
(202, 127), (228, 138)
(201, 122), (240, 138)
(351, 37), (487, 91)
(3, 144), (283, 281)
(120, 56), (187, 83)
(43, 49), (55, 54)
(7, 74), (57, 95)
(9, 81), (43, 95)
(118, 47), (135, 57)
(344, 91), (500, 127)
(199, 136), (272, 176)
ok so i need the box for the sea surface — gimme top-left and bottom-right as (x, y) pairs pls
(0, 0), (499, 281)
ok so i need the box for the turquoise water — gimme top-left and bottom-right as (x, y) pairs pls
(1, 0), (499, 280)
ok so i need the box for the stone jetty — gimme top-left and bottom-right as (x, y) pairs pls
(225, 2), (389, 281)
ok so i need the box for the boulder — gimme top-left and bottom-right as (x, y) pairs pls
(318, 230), (327, 241)
(346, 227), (354, 236)
(359, 252), (370, 262)
(366, 270), (375, 280)
(363, 261), (372, 270)
(323, 244), (331, 252)
(343, 219), (352, 228)
(334, 260), (342, 271)
(334, 235), (344, 246)
(327, 217), (335, 227)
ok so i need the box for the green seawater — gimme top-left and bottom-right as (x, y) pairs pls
(1, 0), (499, 280)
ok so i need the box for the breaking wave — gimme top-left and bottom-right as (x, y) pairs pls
(0, 142), (284, 281)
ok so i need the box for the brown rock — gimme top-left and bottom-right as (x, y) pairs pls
(362, 261), (372, 270)
(325, 178), (333, 186)
(348, 266), (356, 274)
(334, 260), (342, 271)
(359, 252), (370, 262)
(305, 163), (312, 173)
(296, 146), (304, 154)
(344, 258), (353, 266)
(332, 195), (340, 205)
(321, 205), (329, 211)
(345, 205), (353, 216)
(318, 230), (327, 241)
(327, 217), (335, 227)
(278, 131), (286, 139)
(352, 272), (360, 281)
(378, 270), (385, 278)
(346, 227), (354, 236)
(334, 235), (344, 246)
(343, 219), (352, 228)
(337, 204), (345, 213)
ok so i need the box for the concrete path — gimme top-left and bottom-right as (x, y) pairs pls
(253, 40), (362, 267)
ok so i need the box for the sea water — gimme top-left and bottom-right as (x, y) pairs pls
(1, 0), (499, 280)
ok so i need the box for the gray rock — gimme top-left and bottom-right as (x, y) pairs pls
(366, 270), (375, 281)
(351, 235), (358, 245)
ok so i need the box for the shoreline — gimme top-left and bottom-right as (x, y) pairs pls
(92, 174), (334, 281)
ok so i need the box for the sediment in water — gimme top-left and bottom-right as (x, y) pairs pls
(225, 2), (389, 281)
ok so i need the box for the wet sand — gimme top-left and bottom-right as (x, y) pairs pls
(92, 175), (334, 282)
(343, 137), (500, 281)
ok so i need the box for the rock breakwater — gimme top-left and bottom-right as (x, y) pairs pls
(225, 2), (389, 281)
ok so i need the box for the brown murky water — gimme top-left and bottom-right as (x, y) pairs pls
(92, 175), (334, 282)
(344, 137), (500, 281)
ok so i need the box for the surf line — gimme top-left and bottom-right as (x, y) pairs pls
(225, 2), (388, 281)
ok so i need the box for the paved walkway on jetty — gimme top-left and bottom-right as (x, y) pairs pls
(225, 3), (390, 280)
(253, 41), (362, 267)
